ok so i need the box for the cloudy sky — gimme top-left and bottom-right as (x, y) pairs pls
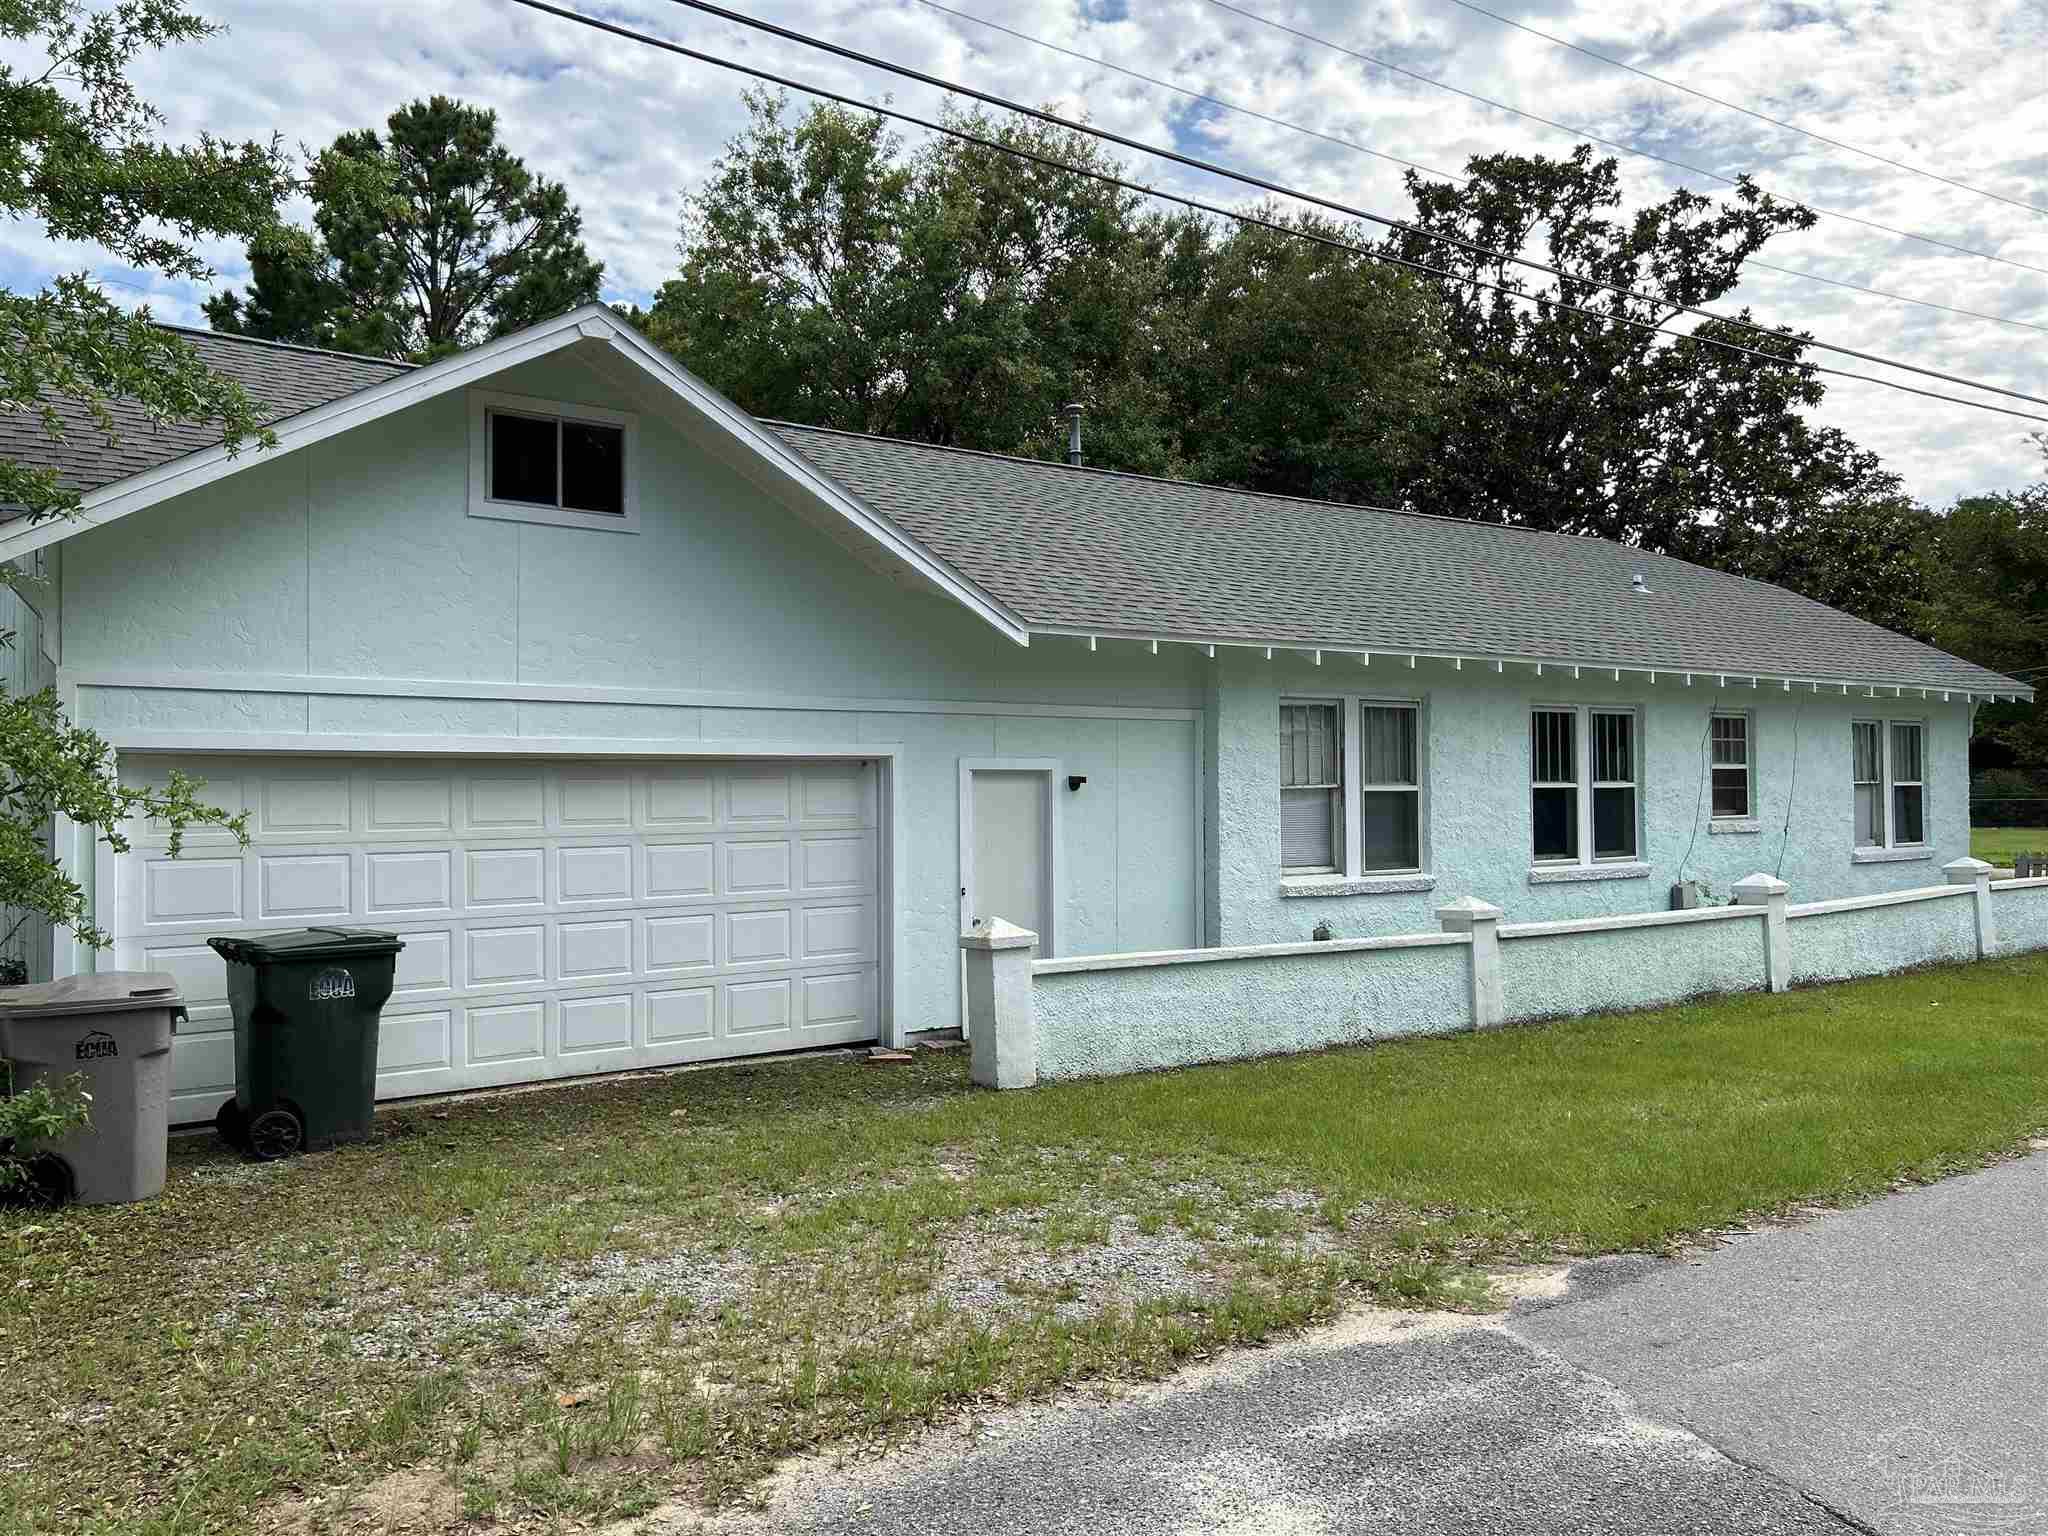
(6, 0), (2044, 506)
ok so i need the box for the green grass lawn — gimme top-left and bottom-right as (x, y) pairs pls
(6, 952), (2048, 1535)
(1972, 826), (2048, 865)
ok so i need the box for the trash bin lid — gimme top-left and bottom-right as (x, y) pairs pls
(0, 971), (182, 1018)
(208, 926), (405, 963)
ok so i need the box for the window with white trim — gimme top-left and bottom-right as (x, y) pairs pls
(1358, 704), (1421, 872)
(1280, 701), (1343, 873)
(1531, 705), (1641, 864)
(1890, 721), (1925, 844)
(469, 389), (639, 532)
(1710, 714), (1751, 819)
(1852, 721), (1885, 846)
(1853, 719), (1927, 849)
(1279, 697), (1426, 878)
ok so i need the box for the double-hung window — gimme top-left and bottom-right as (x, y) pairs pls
(1279, 698), (1425, 879)
(1711, 714), (1752, 819)
(1280, 702), (1343, 873)
(1853, 719), (1926, 849)
(1531, 706), (1640, 865)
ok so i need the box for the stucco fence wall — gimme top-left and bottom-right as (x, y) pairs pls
(963, 859), (2039, 1088)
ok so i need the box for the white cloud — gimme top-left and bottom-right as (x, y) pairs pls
(6, 0), (2043, 504)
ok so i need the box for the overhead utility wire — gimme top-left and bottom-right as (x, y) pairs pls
(916, 0), (2048, 339)
(504, 0), (2048, 428)
(1197, 0), (2048, 279)
(642, 0), (2048, 411)
(1435, 0), (2048, 219)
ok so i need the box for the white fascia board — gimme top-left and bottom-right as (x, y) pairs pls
(1028, 625), (2033, 703)
(0, 305), (1031, 647)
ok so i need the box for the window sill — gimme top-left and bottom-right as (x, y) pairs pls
(1279, 873), (1437, 897)
(1528, 862), (1652, 885)
(1852, 846), (1932, 864)
(1708, 818), (1761, 835)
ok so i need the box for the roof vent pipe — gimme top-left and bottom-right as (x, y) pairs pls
(1630, 572), (1652, 594)
(1061, 402), (1084, 467)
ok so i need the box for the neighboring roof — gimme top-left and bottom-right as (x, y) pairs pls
(771, 423), (2031, 699)
(0, 311), (2026, 699)
(2, 326), (411, 502)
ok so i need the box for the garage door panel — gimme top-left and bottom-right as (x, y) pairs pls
(724, 839), (793, 897)
(118, 755), (880, 1121)
(647, 914), (715, 972)
(261, 774), (352, 837)
(366, 849), (453, 915)
(560, 843), (634, 904)
(378, 1008), (453, 1076)
(647, 770), (714, 826)
(646, 841), (715, 898)
(559, 918), (633, 980)
(469, 846), (546, 907)
(258, 852), (352, 920)
(369, 775), (452, 832)
(560, 771), (632, 828)
(465, 774), (546, 832)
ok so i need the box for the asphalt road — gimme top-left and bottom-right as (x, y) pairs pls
(660, 1150), (2048, 1536)
(1518, 1149), (2048, 1536)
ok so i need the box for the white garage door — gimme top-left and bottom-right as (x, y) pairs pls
(111, 755), (881, 1124)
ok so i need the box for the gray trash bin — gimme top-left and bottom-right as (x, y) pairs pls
(0, 973), (185, 1205)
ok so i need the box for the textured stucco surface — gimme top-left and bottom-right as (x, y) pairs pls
(1991, 883), (2048, 956)
(1500, 915), (1767, 1022)
(1205, 650), (1973, 948)
(62, 353), (1206, 1032)
(1032, 940), (1470, 1081)
(1786, 895), (1975, 984)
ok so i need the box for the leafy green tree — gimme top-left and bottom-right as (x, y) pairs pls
(648, 91), (1177, 467)
(649, 93), (1443, 499)
(1387, 147), (1901, 570)
(207, 96), (603, 359)
(2, 0), (262, 975)
(2, 0), (290, 524)
(1922, 436), (2048, 765)
(1154, 208), (1443, 505)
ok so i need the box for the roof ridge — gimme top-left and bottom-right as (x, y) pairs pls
(763, 417), (1633, 551)
(156, 322), (416, 371)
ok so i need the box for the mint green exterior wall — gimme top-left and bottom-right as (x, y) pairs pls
(50, 348), (1983, 1024)
(1205, 648), (1974, 949)
(0, 579), (56, 979)
(56, 354), (1204, 1029)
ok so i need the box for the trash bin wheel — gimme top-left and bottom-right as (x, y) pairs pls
(214, 1098), (247, 1150)
(246, 1107), (304, 1161)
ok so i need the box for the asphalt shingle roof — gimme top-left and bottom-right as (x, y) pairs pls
(771, 423), (2029, 697)
(0, 327), (2021, 697)
(1, 326), (410, 501)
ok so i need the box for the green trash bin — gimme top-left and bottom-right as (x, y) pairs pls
(206, 928), (405, 1159)
(0, 973), (185, 1205)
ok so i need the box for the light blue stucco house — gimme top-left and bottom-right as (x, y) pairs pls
(0, 304), (2029, 1120)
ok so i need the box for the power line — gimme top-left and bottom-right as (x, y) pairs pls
(1434, 0), (2048, 220)
(1197, 0), (2048, 280)
(505, 0), (2048, 429)
(642, 0), (2048, 412)
(1744, 261), (2048, 338)
(917, 0), (2048, 339)
(907, 0), (1471, 186)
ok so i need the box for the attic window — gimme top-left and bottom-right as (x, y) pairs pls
(469, 389), (638, 532)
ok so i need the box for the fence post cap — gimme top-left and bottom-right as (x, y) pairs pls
(1436, 895), (1504, 930)
(1732, 872), (1789, 902)
(1943, 856), (1995, 884)
(960, 917), (1039, 952)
